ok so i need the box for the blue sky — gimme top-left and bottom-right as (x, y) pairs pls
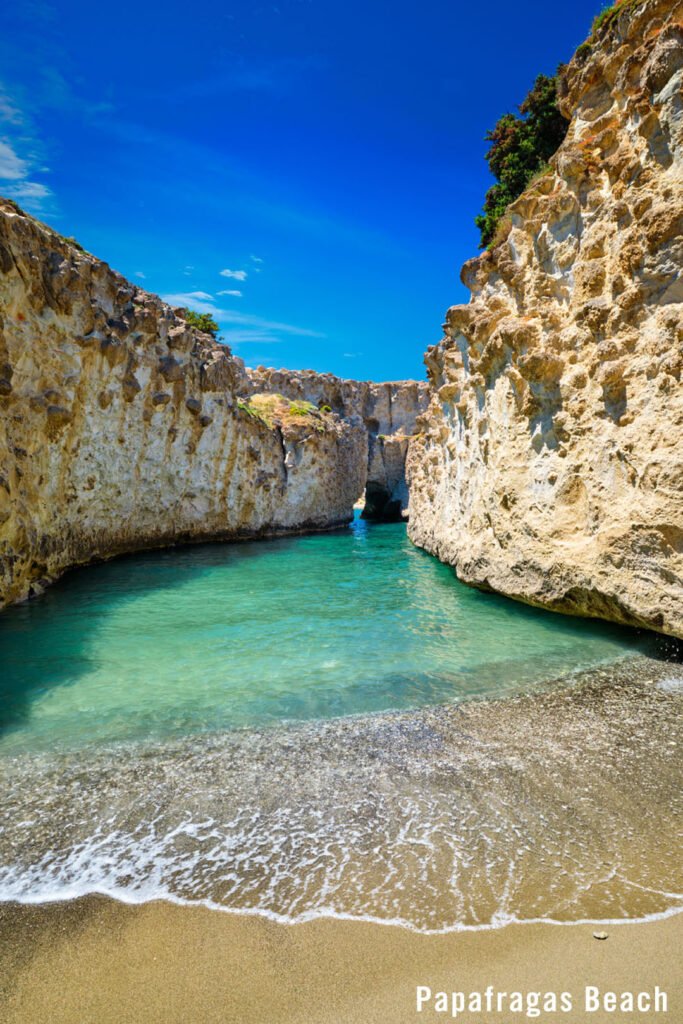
(2, 0), (601, 381)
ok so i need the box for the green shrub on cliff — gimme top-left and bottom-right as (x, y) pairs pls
(237, 393), (325, 430)
(289, 400), (316, 417)
(475, 74), (569, 248)
(592, 0), (631, 34)
(183, 309), (219, 338)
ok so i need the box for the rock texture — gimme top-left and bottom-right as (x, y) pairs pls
(245, 367), (429, 519)
(0, 201), (370, 608)
(408, 0), (683, 638)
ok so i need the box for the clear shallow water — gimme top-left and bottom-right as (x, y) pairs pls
(0, 517), (665, 756)
(1, 519), (681, 932)
(1, 669), (682, 930)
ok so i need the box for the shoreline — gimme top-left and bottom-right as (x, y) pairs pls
(2, 657), (682, 931)
(2, 895), (681, 1023)
(5, 888), (683, 936)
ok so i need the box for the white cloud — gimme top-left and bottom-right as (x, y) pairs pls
(7, 180), (51, 199)
(0, 86), (53, 213)
(217, 289), (242, 297)
(250, 254), (263, 263)
(0, 139), (29, 180)
(135, 271), (146, 279)
(224, 330), (282, 345)
(220, 268), (247, 281)
(0, 92), (23, 126)
(162, 293), (220, 314)
(161, 292), (325, 346)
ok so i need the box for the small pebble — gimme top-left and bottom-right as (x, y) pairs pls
(593, 931), (608, 940)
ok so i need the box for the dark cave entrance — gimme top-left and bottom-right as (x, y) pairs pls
(361, 481), (404, 523)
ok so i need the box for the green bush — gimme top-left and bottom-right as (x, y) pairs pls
(236, 399), (267, 424)
(591, 0), (638, 36)
(183, 309), (219, 338)
(592, 2), (617, 33)
(575, 41), (593, 62)
(289, 400), (316, 416)
(475, 74), (569, 248)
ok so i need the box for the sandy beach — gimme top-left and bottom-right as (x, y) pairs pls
(1, 897), (680, 1023)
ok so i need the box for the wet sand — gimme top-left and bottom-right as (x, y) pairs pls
(3, 663), (682, 930)
(1, 897), (680, 1023)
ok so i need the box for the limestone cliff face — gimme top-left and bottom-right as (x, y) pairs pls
(408, 0), (683, 637)
(245, 367), (429, 519)
(0, 201), (368, 608)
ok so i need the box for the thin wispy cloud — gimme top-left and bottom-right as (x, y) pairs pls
(0, 81), (53, 213)
(135, 271), (146, 279)
(224, 330), (282, 345)
(0, 92), (22, 126)
(157, 55), (326, 103)
(218, 289), (242, 297)
(76, 113), (398, 258)
(161, 291), (325, 348)
(0, 140), (28, 180)
(250, 254), (263, 264)
(31, 66), (116, 120)
(8, 181), (52, 201)
(220, 268), (247, 281)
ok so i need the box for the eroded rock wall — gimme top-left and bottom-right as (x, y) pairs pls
(245, 367), (429, 519)
(408, 0), (683, 637)
(0, 202), (367, 608)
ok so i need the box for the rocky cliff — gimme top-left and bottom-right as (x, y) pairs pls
(245, 367), (429, 520)
(0, 201), (370, 608)
(408, 0), (683, 638)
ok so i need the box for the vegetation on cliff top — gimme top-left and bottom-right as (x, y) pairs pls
(237, 393), (329, 432)
(475, 0), (637, 249)
(475, 74), (569, 248)
(182, 309), (219, 338)
(591, 0), (639, 36)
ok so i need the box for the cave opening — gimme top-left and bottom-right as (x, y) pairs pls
(361, 481), (404, 522)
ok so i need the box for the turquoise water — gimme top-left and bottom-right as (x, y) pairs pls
(0, 517), (661, 756)
(1, 518), (681, 930)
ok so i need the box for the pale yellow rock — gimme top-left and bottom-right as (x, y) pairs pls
(0, 204), (370, 607)
(408, 0), (683, 638)
(244, 367), (429, 517)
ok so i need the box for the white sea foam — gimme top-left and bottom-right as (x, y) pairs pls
(2, 879), (682, 937)
(1, 668), (682, 934)
(656, 676), (683, 693)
